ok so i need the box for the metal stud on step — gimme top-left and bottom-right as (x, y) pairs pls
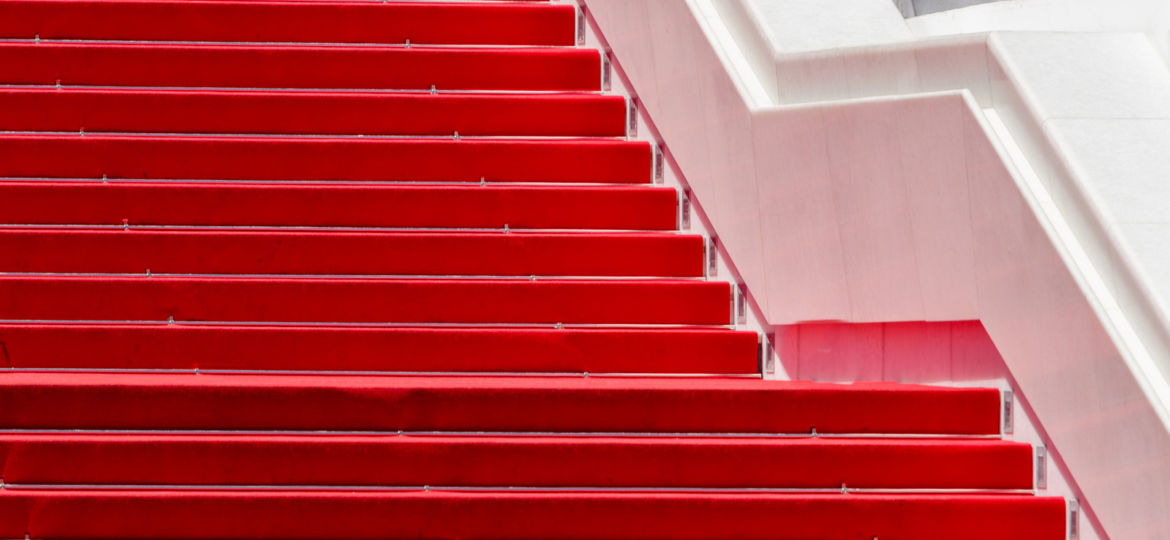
(575, 6), (586, 46)
(734, 284), (747, 326)
(1002, 389), (1015, 435)
(705, 236), (718, 278)
(678, 191), (691, 230)
(626, 98), (638, 139)
(429, 84), (437, 95)
(1035, 445), (1048, 490)
(404, 38), (411, 49)
(760, 333), (775, 376)
(653, 144), (665, 184)
(600, 52), (612, 92)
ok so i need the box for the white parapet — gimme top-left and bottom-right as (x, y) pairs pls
(582, 0), (1170, 538)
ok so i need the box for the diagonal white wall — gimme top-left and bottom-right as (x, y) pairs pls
(582, 1), (1170, 537)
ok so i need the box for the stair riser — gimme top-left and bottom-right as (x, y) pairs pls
(0, 435), (1035, 490)
(0, 43), (603, 91)
(0, 182), (680, 230)
(0, 491), (1068, 540)
(0, 89), (628, 137)
(0, 277), (733, 325)
(0, 135), (653, 183)
(0, 374), (1002, 434)
(0, 230), (706, 277)
(0, 325), (760, 373)
(0, 0), (578, 46)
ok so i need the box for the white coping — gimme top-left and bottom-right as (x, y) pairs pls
(582, 0), (1170, 537)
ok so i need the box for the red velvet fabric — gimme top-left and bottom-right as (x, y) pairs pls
(0, 42), (602, 90)
(0, 229), (706, 277)
(0, 88), (628, 137)
(0, 373), (1002, 434)
(0, 490), (1067, 540)
(0, 324), (761, 373)
(0, 433), (1035, 489)
(0, 276), (733, 324)
(0, 0), (577, 45)
(0, 181), (681, 230)
(0, 134), (652, 183)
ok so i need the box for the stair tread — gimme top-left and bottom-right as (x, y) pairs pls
(0, 433), (1035, 490)
(0, 134), (653, 184)
(0, 229), (706, 277)
(0, 275), (733, 325)
(0, 372), (1003, 434)
(0, 181), (681, 230)
(0, 323), (761, 373)
(0, 41), (603, 91)
(0, 490), (1068, 540)
(0, 87), (629, 137)
(0, 0), (578, 46)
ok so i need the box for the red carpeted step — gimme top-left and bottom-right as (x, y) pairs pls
(0, 181), (679, 230)
(0, 373), (1002, 434)
(0, 490), (1067, 540)
(0, 276), (732, 325)
(0, 433), (1035, 490)
(0, 134), (652, 183)
(0, 324), (760, 373)
(0, 0), (577, 46)
(0, 42), (602, 91)
(0, 229), (705, 277)
(0, 88), (628, 137)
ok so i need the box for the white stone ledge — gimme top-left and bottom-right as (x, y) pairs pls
(583, 0), (1170, 537)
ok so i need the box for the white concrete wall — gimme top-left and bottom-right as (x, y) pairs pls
(582, 0), (1170, 537)
(907, 0), (1170, 69)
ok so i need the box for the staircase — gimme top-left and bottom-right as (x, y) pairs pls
(0, 0), (1069, 538)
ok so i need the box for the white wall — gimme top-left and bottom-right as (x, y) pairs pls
(907, 0), (1170, 69)
(582, 0), (1170, 537)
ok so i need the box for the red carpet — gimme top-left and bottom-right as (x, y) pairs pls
(0, 88), (629, 136)
(0, 229), (706, 276)
(0, 0), (1067, 538)
(0, 135), (653, 183)
(0, 324), (760, 373)
(0, 0), (578, 45)
(0, 373), (1004, 433)
(0, 491), (1067, 540)
(0, 181), (681, 229)
(0, 433), (1034, 489)
(0, 42), (602, 90)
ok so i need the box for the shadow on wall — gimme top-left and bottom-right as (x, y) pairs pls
(777, 320), (1009, 384)
(892, 0), (1007, 18)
